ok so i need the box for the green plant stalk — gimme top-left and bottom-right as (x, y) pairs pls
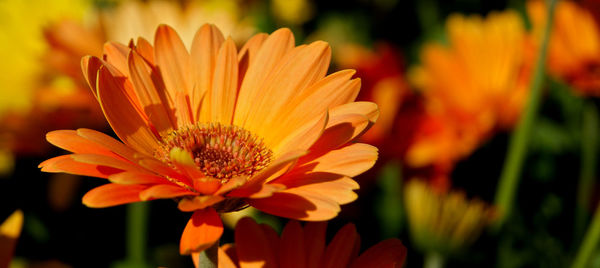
(198, 241), (219, 268)
(572, 199), (600, 268)
(493, 0), (557, 228)
(574, 102), (599, 245)
(127, 202), (149, 265)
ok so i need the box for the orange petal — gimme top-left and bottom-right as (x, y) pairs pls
(234, 217), (278, 268)
(238, 33), (268, 83)
(227, 150), (306, 198)
(180, 208), (223, 255)
(320, 223), (360, 268)
(268, 70), (360, 138)
(304, 222), (327, 268)
(178, 195), (224, 212)
(272, 111), (328, 158)
(70, 154), (147, 173)
(300, 143), (378, 177)
(350, 239), (407, 268)
(40, 155), (121, 178)
(273, 173), (359, 205)
(139, 184), (195, 201)
(248, 190), (340, 221)
(211, 38), (239, 125)
(234, 28), (295, 128)
(108, 172), (167, 185)
(137, 157), (192, 187)
(96, 66), (159, 155)
(244, 42), (331, 141)
(81, 56), (103, 97)
(104, 42), (130, 76)
(76, 128), (141, 162)
(128, 50), (176, 135)
(46, 130), (117, 157)
(155, 25), (192, 99)
(279, 221), (306, 268)
(135, 37), (155, 64)
(82, 183), (147, 208)
(190, 24), (225, 121)
(308, 101), (378, 157)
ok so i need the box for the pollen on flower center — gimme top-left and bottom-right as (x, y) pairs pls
(155, 123), (273, 181)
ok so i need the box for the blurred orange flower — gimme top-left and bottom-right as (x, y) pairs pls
(41, 24), (378, 255)
(528, 0), (600, 96)
(407, 11), (534, 182)
(192, 217), (407, 268)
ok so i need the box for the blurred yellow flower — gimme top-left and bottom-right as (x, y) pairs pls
(271, 0), (315, 25)
(528, 0), (600, 96)
(407, 10), (533, 170)
(0, 210), (24, 267)
(404, 180), (497, 255)
(0, 0), (90, 114)
(0, 0), (258, 164)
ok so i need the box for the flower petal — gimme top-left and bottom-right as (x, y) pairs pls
(139, 184), (195, 201)
(96, 66), (159, 155)
(180, 208), (223, 255)
(190, 24), (225, 121)
(304, 222), (327, 268)
(104, 42), (130, 76)
(46, 130), (117, 157)
(234, 217), (278, 268)
(234, 28), (295, 128)
(273, 173), (359, 205)
(320, 223), (360, 268)
(178, 195), (225, 212)
(238, 33), (268, 83)
(82, 183), (147, 208)
(272, 111), (328, 158)
(248, 190), (340, 221)
(299, 143), (378, 177)
(76, 128), (141, 162)
(155, 25), (192, 98)
(40, 155), (122, 179)
(210, 38), (239, 125)
(108, 172), (167, 185)
(268, 70), (360, 139)
(350, 239), (407, 268)
(81, 56), (103, 97)
(128, 50), (176, 135)
(227, 150), (306, 198)
(244, 42), (331, 141)
(279, 221), (306, 268)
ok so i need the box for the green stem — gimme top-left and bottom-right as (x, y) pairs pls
(424, 252), (444, 268)
(198, 241), (219, 268)
(127, 202), (149, 265)
(493, 0), (557, 229)
(574, 102), (599, 246)
(572, 201), (600, 268)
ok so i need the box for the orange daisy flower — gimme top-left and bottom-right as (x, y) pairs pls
(407, 10), (534, 176)
(40, 24), (378, 254)
(528, 0), (600, 96)
(192, 217), (407, 268)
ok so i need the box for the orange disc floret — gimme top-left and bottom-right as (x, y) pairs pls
(40, 24), (379, 255)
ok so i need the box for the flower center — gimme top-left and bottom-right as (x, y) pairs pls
(155, 123), (272, 181)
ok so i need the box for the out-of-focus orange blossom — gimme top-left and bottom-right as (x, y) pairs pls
(528, 0), (600, 96)
(407, 10), (535, 188)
